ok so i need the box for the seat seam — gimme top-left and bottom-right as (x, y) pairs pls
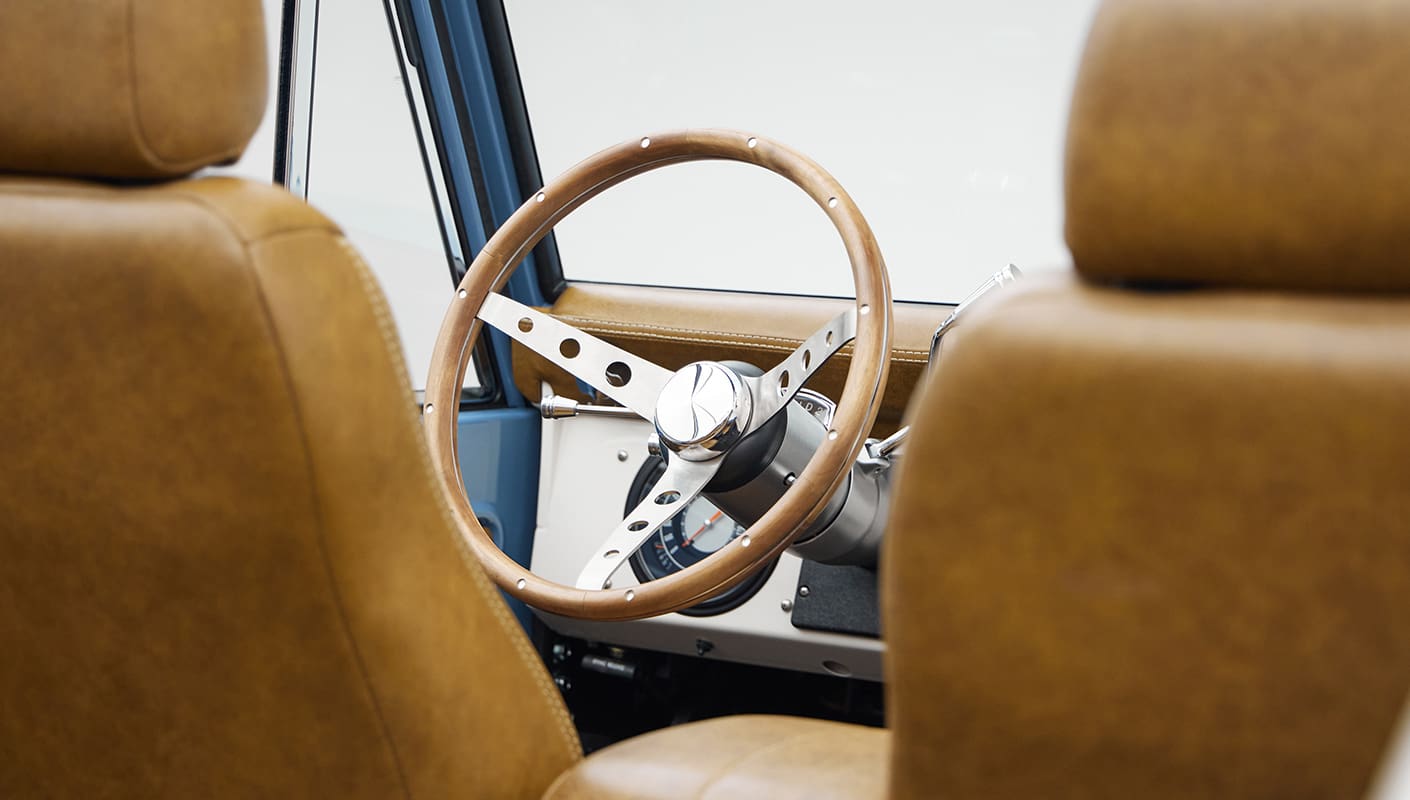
(163, 182), (577, 790)
(0, 179), (341, 247)
(240, 231), (418, 800)
(336, 238), (584, 767)
(159, 182), (341, 245)
(157, 191), (417, 800)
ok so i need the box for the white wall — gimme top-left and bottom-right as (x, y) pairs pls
(505, 1), (1101, 303)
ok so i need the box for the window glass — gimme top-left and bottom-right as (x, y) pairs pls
(504, 1), (1100, 303)
(306, 0), (465, 390)
(209, 1), (467, 392)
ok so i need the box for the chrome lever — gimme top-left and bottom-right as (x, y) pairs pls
(539, 392), (639, 420)
(866, 265), (1024, 464)
(866, 426), (909, 459)
(929, 263), (1024, 364)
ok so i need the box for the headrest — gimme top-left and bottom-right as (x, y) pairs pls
(1065, 0), (1410, 293)
(0, 0), (267, 181)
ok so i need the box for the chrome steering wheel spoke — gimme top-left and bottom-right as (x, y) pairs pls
(742, 307), (858, 433)
(574, 456), (722, 591)
(477, 293), (673, 420)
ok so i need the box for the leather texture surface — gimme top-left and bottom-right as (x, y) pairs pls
(1066, 0), (1410, 292)
(543, 715), (888, 800)
(0, 0), (267, 180)
(513, 282), (946, 436)
(0, 176), (579, 797)
(885, 273), (1410, 799)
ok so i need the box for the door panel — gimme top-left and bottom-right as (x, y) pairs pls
(512, 282), (951, 436)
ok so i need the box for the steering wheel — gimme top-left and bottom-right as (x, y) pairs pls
(424, 129), (891, 620)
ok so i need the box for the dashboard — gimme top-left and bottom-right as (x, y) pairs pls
(531, 410), (884, 682)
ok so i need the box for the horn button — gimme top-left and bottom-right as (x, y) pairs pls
(653, 362), (753, 461)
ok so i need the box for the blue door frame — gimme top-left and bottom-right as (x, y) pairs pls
(395, 0), (551, 627)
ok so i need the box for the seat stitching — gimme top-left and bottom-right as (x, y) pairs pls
(554, 313), (930, 361)
(553, 314), (832, 346)
(337, 238), (583, 764)
(546, 323), (929, 365)
(210, 221), (418, 798)
(142, 189), (416, 798)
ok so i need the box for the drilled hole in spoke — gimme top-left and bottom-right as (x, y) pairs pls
(640, 136), (651, 148)
(535, 191), (545, 203)
(827, 196), (839, 209)
(605, 361), (632, 387)
(802, 349), (812, 369)
(559, 338), (580, 358)
(518, 317), (534, 333)
(516, 578), (526, 590)
(825, 330), (835, 346)
(747, 137), (758, 148)
(654, 491), (681, 505)
(625, 589), (636, 601)
(859, 304), (871, 315)
(604, 549), (620, 558)
(779, 370), (791, 397)
(627, 520), (648, 532)
(457, 289), (467, 298)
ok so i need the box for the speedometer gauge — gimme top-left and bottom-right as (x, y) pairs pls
(626, 456), (776, 616)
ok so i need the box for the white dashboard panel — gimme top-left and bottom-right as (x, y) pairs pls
(531, 414), (884, 682)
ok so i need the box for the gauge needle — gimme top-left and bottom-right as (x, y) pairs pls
(681, 510), (723, 548)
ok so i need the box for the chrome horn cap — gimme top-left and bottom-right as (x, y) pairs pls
(653, 362), (753, 462)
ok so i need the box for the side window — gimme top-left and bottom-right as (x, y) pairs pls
(502, 1), (1101, 304)
(213, 0), (474, 393)
(305, 0), (465, 392)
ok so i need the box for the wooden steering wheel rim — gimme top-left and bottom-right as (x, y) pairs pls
(424, 129), (891, 621)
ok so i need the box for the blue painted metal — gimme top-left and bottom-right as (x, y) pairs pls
(434, 3), (548, 308)
(405, 0), (488, 258)
(405, 0), (526, 408)
(456, 407), (540, 628)
(406, 0), (551, 630)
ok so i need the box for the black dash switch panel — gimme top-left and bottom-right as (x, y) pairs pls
(789, 561), (881, 639)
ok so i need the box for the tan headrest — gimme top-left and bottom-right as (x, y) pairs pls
(0, 0), (267, 181)
(1065, 0), (1410, 292)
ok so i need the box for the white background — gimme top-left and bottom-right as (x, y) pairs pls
(505, 0), (1101, 303)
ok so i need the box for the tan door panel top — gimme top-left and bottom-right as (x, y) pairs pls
(512, 282), (949, 436)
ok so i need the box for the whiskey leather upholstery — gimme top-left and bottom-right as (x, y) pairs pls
(544, 716), (888, 800)
(887, 276), (1410, 798)
(0, 176), (580, 797)
(887, 0), (1410, 797)
(0, 0), (267, 180)
(1066, 0), (1410, 292)
(0, 2), (889, 797)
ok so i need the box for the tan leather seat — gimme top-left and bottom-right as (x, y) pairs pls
(544, 716), (888, 799)
(886, 0), (1410, 798)
(0, 1), (883, 797)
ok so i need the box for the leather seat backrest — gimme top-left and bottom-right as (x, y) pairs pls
(885, 1), (1410, 797)
(0, 2), (578, 797)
